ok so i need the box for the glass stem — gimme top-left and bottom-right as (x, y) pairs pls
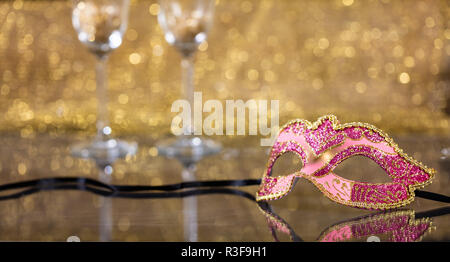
(96, 55), (110, 140)
(181, 55), (195, 135)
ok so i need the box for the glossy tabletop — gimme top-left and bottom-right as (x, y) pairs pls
(0, 133), (448, 242)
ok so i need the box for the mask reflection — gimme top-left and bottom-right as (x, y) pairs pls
(257, 202), (448, 242)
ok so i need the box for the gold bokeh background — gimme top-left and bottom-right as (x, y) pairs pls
(0, 0), (449, 138)
(0, 0), (449, 242)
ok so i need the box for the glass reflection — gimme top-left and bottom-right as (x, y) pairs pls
(98, 164), (113, 242)
(182, 166), (198, 242)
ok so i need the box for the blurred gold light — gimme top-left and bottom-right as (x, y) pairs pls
(240, 1), (253, 13)
(237, 51), (248, 62)
(118, 94), (129, 104)
(126, 29), (138, 41)
(425, 17), (435, 28)
(355, 82), (367, 94)
(148, 3), (159, 16)
(318, 38), (329, 50)
(393, 45), (404, 57)
(152, 45), (164, 56)
(220, 12), (232, 24)
(373, 113), (382, 122)
(367, 67), (378, 79)
(412, 93), (423, 105)
(403, 56), (415, 68)
(1, 84), (10, 96)
(77, 2), (85, 10)
(399, 72), (411, 84)
(430, 64), (439, 75)
(13, 0), (23, 10)
(415, 48), (425, 60)
(273, 53), (285, 64)
(384, 63), (396, 74)
(434, 39), (444, 49)
(23, 34), (33, 45)
(148, 147), (158, 157)
(264, 70), (276, 82)
(17, 163), (27, 175)
(342, 0), (354, 6)
(312, 78), (324, 90)
(247, 69), (259, 81)
(129, 52), (142, 65)
(344, 46), (355, 57)
(198, 41), (208, 52)
(118, 217), (131, 232)
(225, 69), (236, 80)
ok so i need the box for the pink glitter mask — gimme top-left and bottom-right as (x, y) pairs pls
(256, 115), (436, 210)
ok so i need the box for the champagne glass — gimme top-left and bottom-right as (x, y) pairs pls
(156, 0), (221, 165)
(71, 0), (137, 162)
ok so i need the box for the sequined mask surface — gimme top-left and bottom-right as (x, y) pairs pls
(256, 115), (436, 210)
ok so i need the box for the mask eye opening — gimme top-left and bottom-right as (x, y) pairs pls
(331, 154), (393, 183)
(267, 150), (304, 178)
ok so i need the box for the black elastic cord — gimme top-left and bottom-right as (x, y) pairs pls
(0, 177), (260, 201)
(0, 181), (257, 202)
(0, 177), (448, 204)
(0, 177), (117, 194)
(415, 190), (450, 203)
(415, 206), (450, 219)
(0, 177), (261, 193)
(113, 178), (261, 192)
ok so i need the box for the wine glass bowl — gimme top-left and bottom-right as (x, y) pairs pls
(158, 0), (214, 57)
(72, 0), (128, 57)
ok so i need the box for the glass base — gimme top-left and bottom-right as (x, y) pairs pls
(440, 147), (450, 160)
(71, 138), (137, 168)
(157, 136), (221, 167)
